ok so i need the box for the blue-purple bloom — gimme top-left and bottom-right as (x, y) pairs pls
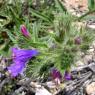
(50, 68), (62, 80)
(20, 25), (30, 38)
(64, 71), (72, 80)
(7, 47), (38, 77)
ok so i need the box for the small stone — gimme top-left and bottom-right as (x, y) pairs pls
(87, 24), (95, 30)
(35, 87), (52, 95)
(86, 82), (95, 95)
(46, 81), (56, 89)
(75, 60), (84, 66)
(89, 63), (95, 73)
(83, 55), (93, 64)
(87, 49), (94, 54)
(30, 82), (41, 88)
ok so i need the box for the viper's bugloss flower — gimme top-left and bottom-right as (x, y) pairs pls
(7, 47), (38, 77)
(64, 71), (71, 80)
(12, 47), (38, 63)
(75, 37), (82, 45)
(50, 68), (62, 80)
(20, 25), (30, 38)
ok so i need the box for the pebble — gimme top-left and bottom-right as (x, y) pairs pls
(86, 82), (95, 95)
(35, 87), (52, 95)
(46, 81), (56, 89)
(86, 23), (95, 30)
(87, 49), (94, 55)
(89, 62), (95, 73)
(75, 60), (84, 66)
(82, 55), (93, 64)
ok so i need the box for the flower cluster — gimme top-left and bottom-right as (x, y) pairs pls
(50, 68), (62, 80)
(7, 47), (38, 77)
(50, 68), (71, 82)
(8, 25), (72, 80)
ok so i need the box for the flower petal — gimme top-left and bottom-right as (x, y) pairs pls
(64, 71), (72, 80)
(8, 47), (39, 77)
(8, 61), (26, 77)
(12, 48), (39, 63)
(50, 68), (62, 79)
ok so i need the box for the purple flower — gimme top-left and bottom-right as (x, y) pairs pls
(8, 61), (26, 77)
(20, 25), (30, 38)
(64, 71), (71, 80)
(50, 68), (62, 80)
(7, 47), (38, 77)
(12, 47), (38, 63)
(75, 37), (82, 45)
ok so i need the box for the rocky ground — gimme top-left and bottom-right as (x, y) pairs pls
(1, 44), (95, 95)
(63, 0), (88, 17)
(1, 0), (95, 95)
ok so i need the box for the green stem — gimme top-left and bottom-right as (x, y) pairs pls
(77, 9), (95, 21)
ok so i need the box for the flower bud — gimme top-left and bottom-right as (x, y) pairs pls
(20, 25), (30, 38)
(75, 37), (82, 45)
(50, 68), (62, 80)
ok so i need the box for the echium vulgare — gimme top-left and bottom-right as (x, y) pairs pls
(20, 25), (30, 38)
(7, 47), (38, 77)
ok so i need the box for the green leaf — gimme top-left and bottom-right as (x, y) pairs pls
(6, 30), (17, 44)
(32, 22), (39, 42)
(31, 9), (52, 23)
(88, 0), (95, 10)
(54, 0), (67, 12)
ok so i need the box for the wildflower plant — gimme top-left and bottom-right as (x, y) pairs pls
(26, 12), (95, 79)
(0, 0), (95, 80)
